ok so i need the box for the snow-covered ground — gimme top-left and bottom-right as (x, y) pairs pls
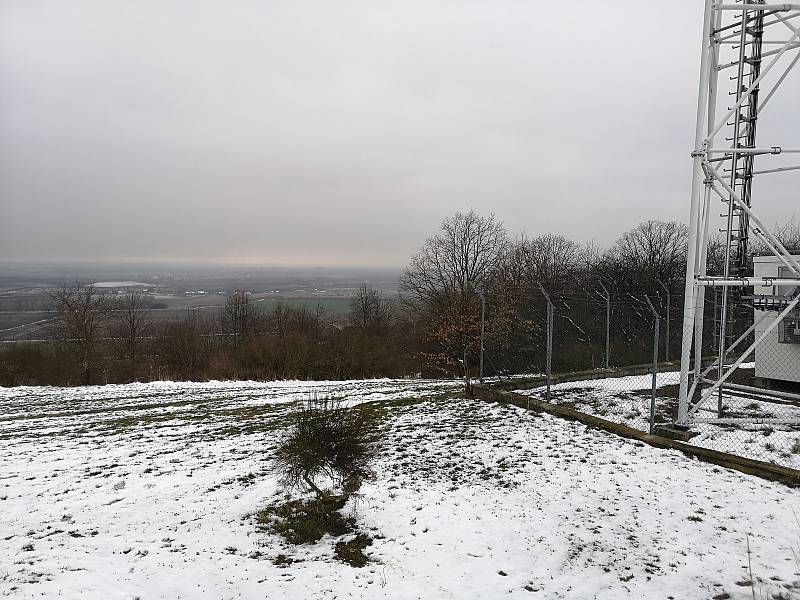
(515, 368), (800, 468)
(2, 379), (800, 599)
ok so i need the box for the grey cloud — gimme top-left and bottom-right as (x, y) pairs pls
(1, 0), (797, 266)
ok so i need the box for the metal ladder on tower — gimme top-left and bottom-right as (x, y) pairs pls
(723, 3), (764, 278)
(714, 3), (765, 414)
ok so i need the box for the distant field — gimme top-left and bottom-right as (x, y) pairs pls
(0, 296), (362, 341)
(143, 296), (357, 321)
(253, 297), (354, 317)
(0, 263), (402, 339)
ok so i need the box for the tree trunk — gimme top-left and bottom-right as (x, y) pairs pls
(303, 472), (329, 501)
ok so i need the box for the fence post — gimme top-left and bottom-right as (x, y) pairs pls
(539, 285), (554, 402)
(598, 282), (611, 369)
(468, 281), (487, 383)
(478, 289), (486, 383)
(644, 294), (660, 435)
(658, 280), (671, 362)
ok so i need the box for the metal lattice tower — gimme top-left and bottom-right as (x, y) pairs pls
(677, 1), (800, 426)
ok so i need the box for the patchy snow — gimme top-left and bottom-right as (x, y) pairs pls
(1, 379), (799, 599)
(515, 368), (800, 469)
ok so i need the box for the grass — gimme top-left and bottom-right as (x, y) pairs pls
(687, 515), (703, 522)
(256, 495), (374, 567)
(334, 534), (374, 568)
(6, 389), (458, 443)
(1, 394), (296, 442)
(256, 496), (355, 546)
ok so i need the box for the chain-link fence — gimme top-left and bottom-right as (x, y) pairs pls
(478, 283), (800, 469)
(684, 283), (800, 469)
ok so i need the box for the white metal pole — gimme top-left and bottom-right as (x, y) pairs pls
(715, 4), (800, 9)
(707, 147), (800, 153)
(678, 0), (716, 426)
(692, 4), (721, 388)
(751, 164), (800, 175)
(693, 185), (714, 382)
(697, 278), (800, 286)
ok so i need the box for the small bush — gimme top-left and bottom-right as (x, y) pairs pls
(271, 396), (381, 500)
(262, 395), (382, 567)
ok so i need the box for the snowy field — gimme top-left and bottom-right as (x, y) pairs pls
(2, 379), (800, 599)
(515, 369), (800, 468)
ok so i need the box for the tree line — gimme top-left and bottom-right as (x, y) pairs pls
(400, 211), (799, 383)
(1, 212), (797, 387)
(0, 283), (417, 386)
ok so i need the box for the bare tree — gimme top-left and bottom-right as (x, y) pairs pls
(401, 210), (508, 306)
(775, 219), (800, 252)
(580, 240), (602, 274)
(349, 285), (390, 331)
(221, 290), (259, 345)
(400, 210), (508, 381)
(113, 291), (152, 369)
(158, 309), (212, 379)
(597, 220), (688, 288)
(266, 303), (325, 379)
(510, 233), (582, 288)
(49, 282), (113, 384)
(705, 232), (727, 276)
(751, 217), (800, 255)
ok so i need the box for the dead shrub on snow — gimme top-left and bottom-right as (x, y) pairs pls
(262, 395), (382, 566)
(271, 395), (381, 502)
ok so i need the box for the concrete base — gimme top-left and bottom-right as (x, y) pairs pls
(653, 426), (698, 442)
(752, 377), (771, 390)
(753, 377), (800, 393)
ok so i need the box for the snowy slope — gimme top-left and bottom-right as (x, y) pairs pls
(1, 379), (799, 599)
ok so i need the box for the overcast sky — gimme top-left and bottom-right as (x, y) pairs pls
(1, 1), (797, 268)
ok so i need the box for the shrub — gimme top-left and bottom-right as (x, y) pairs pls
(271, 396), (381, 501)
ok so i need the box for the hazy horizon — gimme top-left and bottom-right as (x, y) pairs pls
(0, 258), (406, 272)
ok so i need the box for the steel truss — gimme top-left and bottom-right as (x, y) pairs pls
(677, 1), (800, 426)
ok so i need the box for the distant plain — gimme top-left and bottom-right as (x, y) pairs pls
(0, 262), (400, 341)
